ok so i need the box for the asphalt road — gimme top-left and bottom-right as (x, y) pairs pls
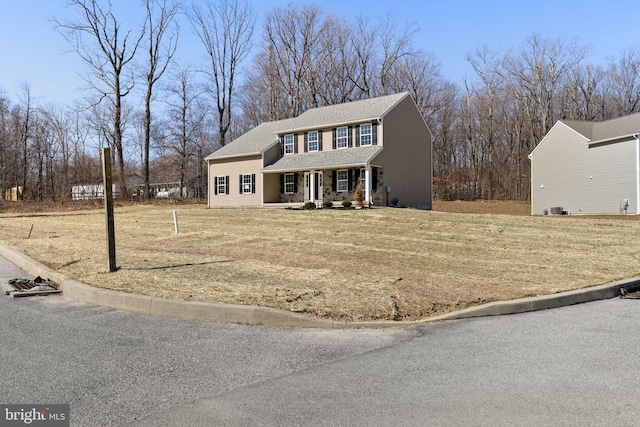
(1, 255), (639, 426)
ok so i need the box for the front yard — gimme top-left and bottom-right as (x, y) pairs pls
(0, 201), (638, 321)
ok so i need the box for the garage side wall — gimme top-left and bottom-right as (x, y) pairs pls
(208, 155), (263, 207)
(531, 124), (637, 215)
(375, 96), (433, 209)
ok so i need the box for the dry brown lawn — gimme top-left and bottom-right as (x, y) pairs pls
(0, 199), (638, 322)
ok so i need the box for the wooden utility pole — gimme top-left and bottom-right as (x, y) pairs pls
(101, 148), (117, 272)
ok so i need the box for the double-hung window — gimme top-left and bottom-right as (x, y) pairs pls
(216, 176), (228, 195)
(308, 131), (319, 152)
(284, 173), (295, 194)
(284, 134), (295, 154)
(360, 123), (372, 146)
(241, 174), (254, 194)
(336, 127), (348, 149)
(337, 169), (348, 192)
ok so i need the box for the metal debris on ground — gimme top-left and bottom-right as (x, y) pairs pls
(2, 276), (61, 297)
(620, 288), (640, 299)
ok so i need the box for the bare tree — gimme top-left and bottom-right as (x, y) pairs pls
(163, 66), (208, 197)
(350, 16), (376, 98)
(140, 0), (179, 198)
(377, 14), (419, 96)
(56, 0), (144, 197)
(605, 47), (640, 116)
(16, 83), (35, 200)
(188, 0), (255, 147)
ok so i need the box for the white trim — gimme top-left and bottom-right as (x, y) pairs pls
(588, 133), (639, 146)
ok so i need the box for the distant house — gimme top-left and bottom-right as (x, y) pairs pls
(72, 184), (120, 200)
(530, 113), (640, 215)
(205, 92), (433, 209)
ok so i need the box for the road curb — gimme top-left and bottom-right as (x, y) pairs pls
(1, 242), (639, 329)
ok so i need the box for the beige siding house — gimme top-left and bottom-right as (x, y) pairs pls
(206, 92), (433, 209)
(530, 113), (640, 215)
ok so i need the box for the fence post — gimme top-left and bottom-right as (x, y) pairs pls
(101, 148), (117, 272)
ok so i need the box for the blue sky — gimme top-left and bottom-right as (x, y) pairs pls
(1, 0), (639, 105)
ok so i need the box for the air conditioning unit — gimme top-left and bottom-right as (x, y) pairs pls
(550, 207), (564, 215)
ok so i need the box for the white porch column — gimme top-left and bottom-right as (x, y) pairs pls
(309, 169), (315, 204)
(365, 165), (371, 205)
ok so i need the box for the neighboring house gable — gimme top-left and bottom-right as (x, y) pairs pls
(530, 113), (640, 215)
(206, 92), (432, 209)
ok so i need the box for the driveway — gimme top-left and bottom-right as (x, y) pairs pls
(1, 255), (638, 426)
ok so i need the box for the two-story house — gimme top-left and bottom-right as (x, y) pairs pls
(205, 92), (433, 209)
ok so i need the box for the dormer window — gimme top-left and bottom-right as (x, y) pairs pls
(360, 123), (372, 146)
(284, 134), (295, 154)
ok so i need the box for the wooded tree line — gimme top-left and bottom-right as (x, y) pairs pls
(2, 0), (640, 202)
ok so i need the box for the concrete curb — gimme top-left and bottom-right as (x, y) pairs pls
(2, 242), (639, 329)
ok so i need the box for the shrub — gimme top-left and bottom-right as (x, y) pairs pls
(304, 201), (317, 210)
(323, 200), (333, 208)
(342, 200), (352, 208)
(353, 181), (364, 207)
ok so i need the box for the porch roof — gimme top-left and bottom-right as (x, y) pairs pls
(261, 146), (383, 173)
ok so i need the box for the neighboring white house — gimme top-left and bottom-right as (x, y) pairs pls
(71, 184), (120, 200)
(530, 113), (640, 215)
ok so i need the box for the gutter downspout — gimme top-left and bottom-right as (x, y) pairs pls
(206, 158), (211, 209)
(636, 133), (640, 215)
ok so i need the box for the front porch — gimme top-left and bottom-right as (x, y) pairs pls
(262, 167), (385, 207)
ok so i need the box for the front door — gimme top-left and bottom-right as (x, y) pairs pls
(304, 172), (323, 203)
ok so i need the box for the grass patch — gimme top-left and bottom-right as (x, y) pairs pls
(0, 201), (638, 322)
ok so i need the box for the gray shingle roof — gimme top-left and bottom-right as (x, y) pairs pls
(275, 92), (409, 133)
(204, 117), (297, 160)
(205, 92), (409, 160)
(262, 146), (383, 173)
(562, 112), (640, 142)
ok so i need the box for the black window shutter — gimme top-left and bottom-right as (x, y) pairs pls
(354, 168), (360, 184)
(355, 125), (361, 147)
(251, 174), (256, 193)
(239, 175), (243, 194)
(304, 132), (308, 152)
(372, 168), (378, 191)
(318, 131), (323, 151)
(332, 172), (336, 191)
(214, 176), (218, 195)
(372, 122), (378, 145)
(280, 174), (284, 193)
(293, 173), (298, 193)
(225, 176), (229, 194)
(348, 169), (353, 190)
(348, 126), (353, 147)
(294, 134), (299, 153)
(280, 136), (284, 155)
(332, 128), (336, 149)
